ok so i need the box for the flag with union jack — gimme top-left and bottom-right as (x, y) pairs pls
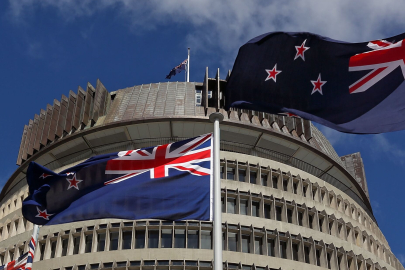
(22, 134), (213, 225)
(226, 31), (405, 133)
(0, 233), (37, 270)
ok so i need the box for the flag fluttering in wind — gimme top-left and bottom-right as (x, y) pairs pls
(0, 230), (37, 270)
(166, 59), (188, 79)
(22, 134), (213, 225)
(225, 31), (405, 134)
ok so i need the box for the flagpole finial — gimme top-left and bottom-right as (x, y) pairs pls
(209, 112), (224, 123)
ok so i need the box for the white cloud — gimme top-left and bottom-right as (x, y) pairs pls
(371, 134), (405, 164)
(7, 0), (405, 69)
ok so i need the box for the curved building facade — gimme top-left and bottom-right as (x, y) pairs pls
(1, 69), (404, 270)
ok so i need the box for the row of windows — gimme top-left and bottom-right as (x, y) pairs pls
(2, 221), (398, 270)
(220, 160), (386, 245)
(221, 188), (390, 263)
(49, 260), (280, 270)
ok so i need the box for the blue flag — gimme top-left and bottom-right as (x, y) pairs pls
(225, 32), (405, 134)
(166, 59), (187, 79)
(22, 134), (213, 225)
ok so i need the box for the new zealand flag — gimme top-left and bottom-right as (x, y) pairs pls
(22, 134), (213, 225)
(225, 32), (405, 134)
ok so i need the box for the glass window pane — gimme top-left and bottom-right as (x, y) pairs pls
(298, 212), (303, 226)
(97, 233), (105, 252)
(287, 209), (293, 223)
(305, 246), (311, 263)
(283, 180), (288, 191)
(280, 241), (287, 259)
(39, 243), (45, 260)
(220, 166), (224, 179)
(261, 174), (268, 186)
(148, 230), (159, 248)
(161, 229), (172, 248)
(238, 169), (246, 182)
(85, 234), (93, 253)
(292, 243), (299, 261)
(135, 230), (145, 249)
(276, 206), (282, 221)
(228, 232), (237, 251)
(240, 199), (248, 215)
(187, 230), (198, 249)
(110, 232), (119, 251)
(174, 229), (186, 248)
(254, 237), (262, 255)
(242, 235), (250, 253)
(252, 201), (260, 217)
(267, 238), (275, 257)
(122, 231), (132, 249)
(272, 176), (278, 189)
(221, 196), (225, 213)
(250, 171), (257, 184)
(264, 204), (271, 219)
(227, 168), (235, 180)
(73, 236), (80, 254)
(201, 230), (212, 249)
(50, 241), (57, 258)
(61, 238), (68, 256)
(227, 198), (236, 214)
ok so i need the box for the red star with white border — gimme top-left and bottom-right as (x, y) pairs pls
(294, 39), (310, 61)
(265, 64), (282, 82)
(311, 74), (327, 95)
(39, 173), (52, 179)
(35, 207), (53, 220)
(66, 174), (83, 190)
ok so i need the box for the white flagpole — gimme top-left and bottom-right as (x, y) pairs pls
(26, 224), (39, 270)
(187, 48), (190, 82)
(209, 112), (224, 270)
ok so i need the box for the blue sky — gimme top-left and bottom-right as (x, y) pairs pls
(0, 0), (404, 264)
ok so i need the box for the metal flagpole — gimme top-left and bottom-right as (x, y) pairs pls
(26, 224), (40, 270)
(187, 48), (190, 82)
(209, 112), (224, 270)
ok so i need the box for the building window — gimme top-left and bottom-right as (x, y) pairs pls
(174, 229), (186, 248)
(327, 252), (332, 269)
(9, 250), (14, 262)
(303, 185), (308, 197)
(201, 230), (212, 249)
(272, 176), (278, 189)
(309, 215), (314, 229)
(292, 243), (299, 261)
(220, 166), (224, 179)
(316, 249), (321, 266)
(122, 231), (132, 249)
(161, 229), (172, 248)
(227, 167), (235, 180)
(240, 199), (248, 215)
(254, 236), (263, 255)
(304, 245), (311, 264)
(61, 238), (68, 256)
(267, 238), (275, 257)
(187, 230), (199, 249)
(221, 196), (225, 213)
(283, 180), (288, 191)
(319, 218), (324, 232)
(85, 234), (93, 253)
(250, 171), (257, 184)
(73, 235), (80, 254)
(242, 234), (250, 253)
(227, 198), (236, 214)
(97, 233), (106, 252)
(135, 230), (145, 249)
(252, 201), (260, 217)
(195, 90), (202, 106)
(39, 242), (45, 261)
(276, 206), (282, 221)
(280, 241), (287, 259)
(239, 169), (246, 182)
(110, 232), (119, 250)
(50, 240), (57, 258)
(148, 230), (159, 248)
(298, 211), (303, 226)
(287, 209), (293, 223)
(264, 204), (271, 219)
(261, 174), (268, 186)
(228, 232), (238, 251)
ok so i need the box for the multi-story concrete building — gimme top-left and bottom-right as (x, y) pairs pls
(0, 69), (403, 270)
